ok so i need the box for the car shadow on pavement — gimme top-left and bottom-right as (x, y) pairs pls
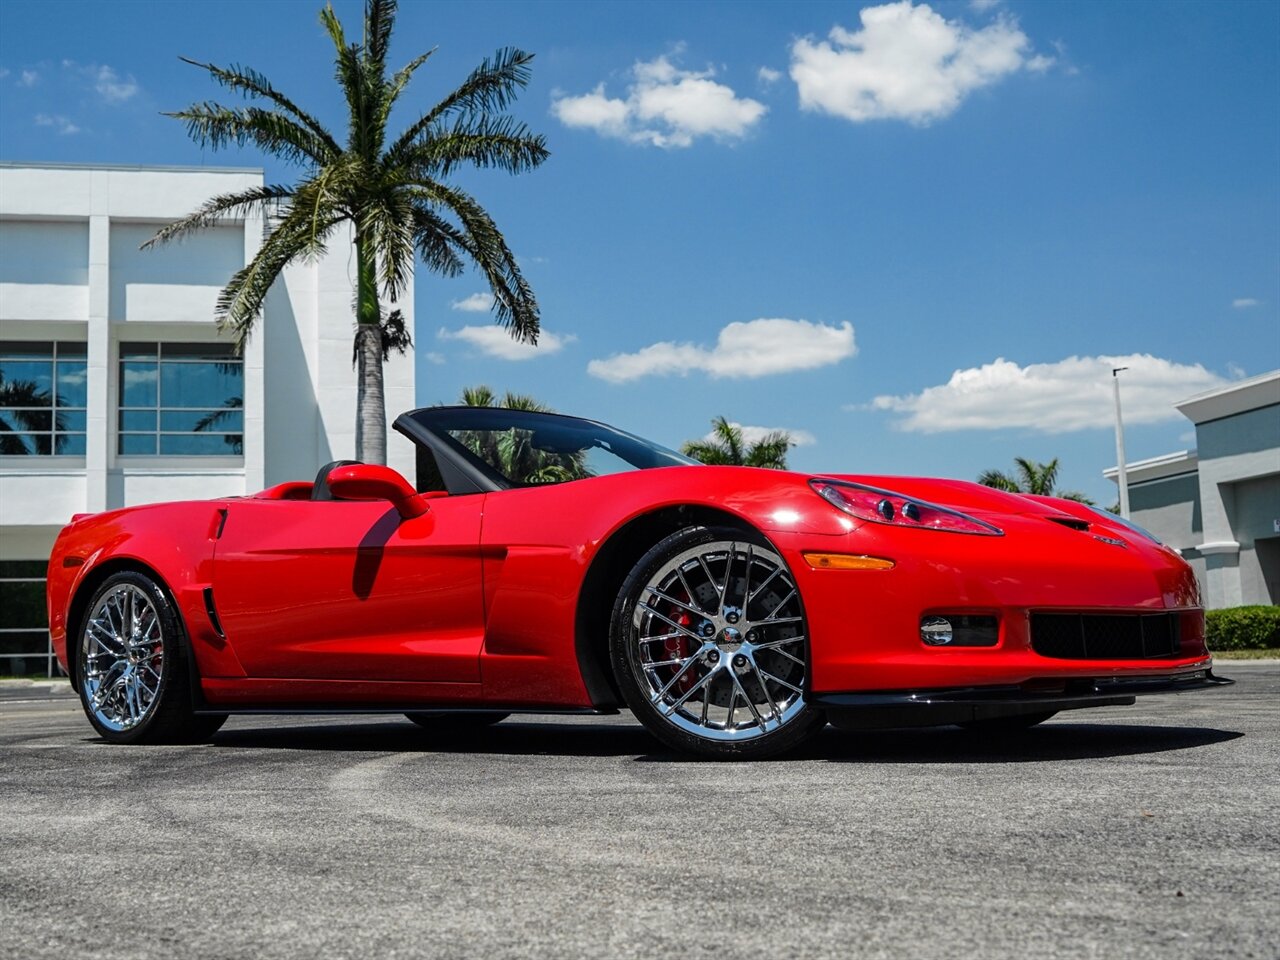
(208, 717), (1243, 763)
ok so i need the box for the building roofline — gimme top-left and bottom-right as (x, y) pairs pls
(0, 160), (264, 175)
(1103, 449), (1199, 485)
(1176, 369), (1280, 425)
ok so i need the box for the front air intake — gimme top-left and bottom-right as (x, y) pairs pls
(1030, 613), (1180, 660)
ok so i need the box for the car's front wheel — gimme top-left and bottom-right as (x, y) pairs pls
(77, 571), (225, 744)
(610, 526), (825, 759)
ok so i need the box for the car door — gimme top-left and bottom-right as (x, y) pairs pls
(210, 494), (485, 682)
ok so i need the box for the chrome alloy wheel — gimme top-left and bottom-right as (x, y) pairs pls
(81, 584), (165, 733)
(627, 540), (807, 742)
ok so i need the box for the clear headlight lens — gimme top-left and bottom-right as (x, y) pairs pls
(810, 479), (1003, 536)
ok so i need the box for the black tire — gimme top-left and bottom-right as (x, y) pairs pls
(404, 712), (510, 730)
(959, 710), (1057, 732)
(76, 571), (225, 745)
(609, 525), (826, 760)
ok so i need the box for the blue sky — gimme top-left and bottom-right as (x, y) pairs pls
(2, 0), (1277, 502)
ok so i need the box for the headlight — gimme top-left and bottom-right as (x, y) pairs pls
(810, 479), (1003, 536)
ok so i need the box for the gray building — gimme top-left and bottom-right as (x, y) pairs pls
(1105, 369), (1280, 609)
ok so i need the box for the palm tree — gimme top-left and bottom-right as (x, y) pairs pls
(456, 385), (581, 484)
(147, 0), (548, 464)
(681, 416), (793, 470)
(0, 375), (64, 455)
(979, 457), (1094, 505)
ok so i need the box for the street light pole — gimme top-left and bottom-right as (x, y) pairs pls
(1112, 366), (1130, 519)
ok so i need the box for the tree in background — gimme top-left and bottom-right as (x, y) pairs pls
(978, 457), (1094, 505)
(149, 0), (548, 464)
(0, 375), (65, 456)
(681, 416), (793, 469)
(457, 385), (582, 484)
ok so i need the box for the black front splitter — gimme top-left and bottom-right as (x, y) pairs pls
(811, 670), (1233, 729)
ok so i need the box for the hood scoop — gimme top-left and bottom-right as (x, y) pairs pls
(1045, 515), (1091, 532)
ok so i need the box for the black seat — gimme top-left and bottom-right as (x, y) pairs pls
(311, 460), (362, 501)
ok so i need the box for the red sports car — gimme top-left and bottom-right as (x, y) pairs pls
(47, 406), (1230, 758)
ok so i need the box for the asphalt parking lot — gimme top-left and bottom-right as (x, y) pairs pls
(2, 664), (1276, 960)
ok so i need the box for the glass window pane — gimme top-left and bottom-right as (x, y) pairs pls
(55, 360), (88, 406)
(0, 560), (47, 578)
(119, 342), (157, 360)
(0, 580), (48, 628)
(120, 361), (158, 407)
(0, 342), (53, 358)
(1, 409), (52, 432)
(160, 408), (243, 433)
(0, 433), (51, 455)
(0, 359), (54, 399)
(119, 410), (156, 432)
(58, 409), (86, 432)
(55, 342), (86, 357)
(55, 433), (85, 456)
(160, 360), (242, 409)
(160, 433), (240, 455)
(119, 433), (157, 455)
(161, 343), (236, 360)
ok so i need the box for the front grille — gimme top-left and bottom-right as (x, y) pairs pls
(1030, 613), (1181, 660)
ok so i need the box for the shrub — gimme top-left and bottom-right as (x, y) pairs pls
(1205, 605), (1280, 651)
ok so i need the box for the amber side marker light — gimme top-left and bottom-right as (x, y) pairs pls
(803, 552), (895, 571)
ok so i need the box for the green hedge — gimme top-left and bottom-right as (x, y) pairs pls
(1205, 605), (1280, 651)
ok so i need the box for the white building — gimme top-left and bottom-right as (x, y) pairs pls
(0, 162), (415, 675)
(1105, 370), (1280, 610)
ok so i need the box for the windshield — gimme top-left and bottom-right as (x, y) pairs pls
(403, 407), (697, 488)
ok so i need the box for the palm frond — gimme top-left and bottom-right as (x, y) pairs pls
(398, 116), (549, 177)
(386, 48), (535, 161)
(978, 469), (1021, 492)
(166, 103), (337, 168)
(412, 181), (539, 343)
(178, 58), (341, 159)
(746, 431), (793, 470)
(364, 0), (398, 65)
(143, 184), (294, 248)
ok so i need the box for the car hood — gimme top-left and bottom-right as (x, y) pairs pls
(816, 474), (1082, 520)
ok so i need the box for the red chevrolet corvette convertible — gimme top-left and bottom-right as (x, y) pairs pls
(47, 406), (1229, 758)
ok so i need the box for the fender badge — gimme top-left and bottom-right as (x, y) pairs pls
(1094, 535), (1127, 547)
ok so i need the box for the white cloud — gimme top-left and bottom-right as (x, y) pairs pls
(1227, 363), (1247, 380)
(588, 317), (856, 383)
(790, 1), (1051, 125)
(423, 352), (446, 365)
(969, 0), (1002, 11)
(93, 64), (138, 103)
(0, 68), (9, 80)
(758, 66), (782, 85)
(870, 355), (1227, 433)
(19, 69), (38, 87)
(438, 325), (575, 361)
(450, 292), (494, 312)
(552, 53), (766, 148)
(1232, 298), (1260, 308)
(709, 422), (817, 447)
(60, 60), (139, 103)
(35, 113), (80, 135)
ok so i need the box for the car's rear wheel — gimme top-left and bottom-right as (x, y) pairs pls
(404, 711), (510, 730)
(959, 710), (1057, 732)
(77, 571), (225, 744)
(610, 526), (825, 760)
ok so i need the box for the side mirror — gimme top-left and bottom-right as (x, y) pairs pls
(325, 464), (431, 519)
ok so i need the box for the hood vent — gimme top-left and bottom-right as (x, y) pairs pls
(1045, 516), (1090, 532)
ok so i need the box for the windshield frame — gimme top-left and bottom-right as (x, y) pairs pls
(393, 406), (698, 495)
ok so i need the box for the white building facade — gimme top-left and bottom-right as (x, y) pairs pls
(0, 162), (415, 675)
(1105, 370), (1280, 610)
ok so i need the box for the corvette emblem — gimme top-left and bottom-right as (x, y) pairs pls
(1094, 535), (1127, 547)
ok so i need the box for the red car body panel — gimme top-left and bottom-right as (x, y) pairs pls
(47, 458), (1212, 713)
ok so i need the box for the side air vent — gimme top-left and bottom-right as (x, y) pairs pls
(203, 587), (226, 639)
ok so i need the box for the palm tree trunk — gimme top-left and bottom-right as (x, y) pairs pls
(353, 234), (386, 465)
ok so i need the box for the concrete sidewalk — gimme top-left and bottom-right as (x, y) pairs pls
(0, 677), (75, 701)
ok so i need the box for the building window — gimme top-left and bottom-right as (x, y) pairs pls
(118, 342), (244, 456)
(0, 341), (88, 456)
(0, 560), (55, 677)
